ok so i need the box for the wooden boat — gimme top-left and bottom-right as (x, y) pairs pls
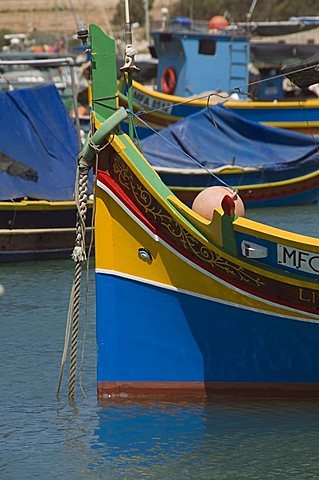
(76, 24), (319, 399)
(140, 103), (319, 208)
(118, 27), (319, 138)
(0, 200), (93, 261)
(119, 79), (319, 139)
(0, 84), (92, 261)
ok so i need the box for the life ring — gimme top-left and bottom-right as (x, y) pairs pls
(161, 67), (176, 94)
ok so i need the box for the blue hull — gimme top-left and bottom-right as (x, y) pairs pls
(96, 273), (319, 385)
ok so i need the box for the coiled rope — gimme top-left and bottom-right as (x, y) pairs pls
(56, 111), (121, 401)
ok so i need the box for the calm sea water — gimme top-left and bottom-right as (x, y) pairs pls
(1, 204), (319, 480)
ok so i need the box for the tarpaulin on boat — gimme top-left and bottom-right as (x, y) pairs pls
(141, 103), (319, 171)
(0, 84), (81, 200)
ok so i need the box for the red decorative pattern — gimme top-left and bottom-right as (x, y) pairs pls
(97, 154), (319, 316)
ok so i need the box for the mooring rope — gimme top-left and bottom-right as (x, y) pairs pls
(68, 260), (82, 401)
(57, 124), (113, 401)
(79, 153), (98, 398)
(73, 163), (89, 263)
(68, 160), (90, 401)
(56, 281), (75, 399)
(57, 155), (90, 402)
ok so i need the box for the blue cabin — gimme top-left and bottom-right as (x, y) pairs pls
(151, 30), (250, 98)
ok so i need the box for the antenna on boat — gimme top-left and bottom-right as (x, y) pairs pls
(246, 0), (258, 31)
(143, 0), (151, 46)
(120, 0), (140, 141)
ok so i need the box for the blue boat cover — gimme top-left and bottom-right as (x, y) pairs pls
(141, 103), (319, 171)
(0, 84), (81, 201)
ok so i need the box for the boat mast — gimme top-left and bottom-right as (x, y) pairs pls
(246, 0), (258, 31)
(143, 0), (150, 46)
(120, 0), (139, 141)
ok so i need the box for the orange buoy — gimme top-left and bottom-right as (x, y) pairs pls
(208, 15), (229, 31)
(192, 186), (245, 221)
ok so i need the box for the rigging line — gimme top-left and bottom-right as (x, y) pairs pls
(240, 62), (319, 95)
(93, 100), (118, 111)
(93, 95), (119, 111)
(127, 90), (231, 116)
(130, 62), (319, 117)
(132, 121), (142, 151)
(56, 281), (75, 399)
(206, 94), (219, 128)
(129, 109), (236, 192)
(296, 100), (319, 148)
(94, 95), (119, 102)
(67, 0), (79, 28)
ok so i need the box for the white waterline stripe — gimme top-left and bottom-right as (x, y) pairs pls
(96, 268), (319, 324)
(96, 180), (319, 320)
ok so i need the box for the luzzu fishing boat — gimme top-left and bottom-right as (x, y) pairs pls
(119, 79), (319, 139)
(72, 24), (319, 399)
(118, 26), (319, 139)
(140, 103), (319, 209)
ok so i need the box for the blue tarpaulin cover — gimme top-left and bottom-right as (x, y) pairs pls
(141, 103), (319, 171)
(0, 84), (80, 201)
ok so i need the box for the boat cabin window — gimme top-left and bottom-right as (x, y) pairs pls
(159, 33), (172, 42)
(175, 40), (184, 58)
(198, 39), (216, 56)
(157, 33), (184, 58)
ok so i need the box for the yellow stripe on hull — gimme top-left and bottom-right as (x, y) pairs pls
(131, 80), (319, 110)
(95, 184), (317, 322)
(0, 200), (94, 211)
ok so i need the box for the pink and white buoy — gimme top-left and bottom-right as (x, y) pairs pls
(192, 186), (245, 221)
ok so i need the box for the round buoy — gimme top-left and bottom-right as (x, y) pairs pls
(192, 186), (245, 221)
(208, 15), (229, 31)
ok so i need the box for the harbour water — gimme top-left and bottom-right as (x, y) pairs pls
(1, 204), (319, 479)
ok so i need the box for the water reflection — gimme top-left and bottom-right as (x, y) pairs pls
(89, 397), (319, 480)
(89, 398), (206, 478)
(2, 248), (319, 479)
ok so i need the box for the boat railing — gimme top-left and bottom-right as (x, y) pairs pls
(150, 18), (248, 37)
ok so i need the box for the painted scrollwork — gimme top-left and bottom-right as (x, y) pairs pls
(110, 154), (265, 288)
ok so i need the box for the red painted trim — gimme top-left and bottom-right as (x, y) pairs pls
(102, 157), (319, 316)
(241, 176), (319, 202)
(172, 175), (319, 206)
(97, 170), (158, 235)
(98, 381), (319, 399)
(146, 211), (318, 316)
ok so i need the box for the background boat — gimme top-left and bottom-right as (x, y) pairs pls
(0, 53), (90, 144)
(118, 20), (319, 138)
(0, 83), (92, 262)
(140, 103), (319, 208)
